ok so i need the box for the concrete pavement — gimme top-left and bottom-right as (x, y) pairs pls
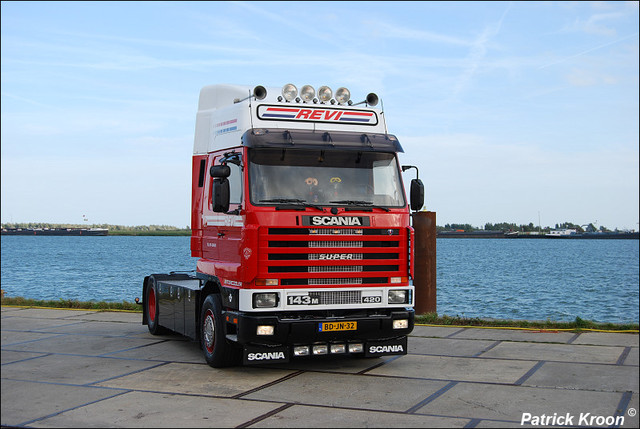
(1, 306), (638, 428)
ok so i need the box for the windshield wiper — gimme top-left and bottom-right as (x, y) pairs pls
(260, 198), (324, 211)
(330, 200), (390, 212)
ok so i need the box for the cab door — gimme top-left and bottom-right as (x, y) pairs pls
(216, 157), (243, 274)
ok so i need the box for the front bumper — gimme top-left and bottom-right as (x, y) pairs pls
(225, 308), (414, 364)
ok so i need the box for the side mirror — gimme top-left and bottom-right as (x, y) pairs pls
(410, 178), (424, 212)
(210, 165), (231, 178)
(212, 178), (230, 213)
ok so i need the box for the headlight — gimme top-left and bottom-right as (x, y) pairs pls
(253, 292), (278, 308)
(388, 290), (407, 304)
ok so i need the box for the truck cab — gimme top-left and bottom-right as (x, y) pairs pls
(143, 84), (423, 367)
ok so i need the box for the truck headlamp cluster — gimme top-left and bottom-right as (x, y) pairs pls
(388, 289), (409, 304)
(279, 84), (352, 105)
(253, 292), (278, 308)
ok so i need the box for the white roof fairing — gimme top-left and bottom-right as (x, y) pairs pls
(193, 84), (389, 155)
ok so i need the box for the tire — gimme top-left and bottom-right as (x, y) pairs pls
(200, 294), (240, 367)
(146, 277), (166, 335)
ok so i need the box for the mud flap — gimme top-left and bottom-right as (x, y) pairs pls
(364, 336), (408, 357)
(243, 345), (289, 365)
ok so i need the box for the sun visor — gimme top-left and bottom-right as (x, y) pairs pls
(241, 129), (404, 153)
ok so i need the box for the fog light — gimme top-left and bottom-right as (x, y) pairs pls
(330, 344), (346, 354)
(294, 346), (310, 356)
(348, 343), (364, 353)
(388, 290), (407, 304)
(312, 344), (328, 355)
(253, 292), (278, 308)
(393, 319), (409, 330)
(257, 325), (274, 335)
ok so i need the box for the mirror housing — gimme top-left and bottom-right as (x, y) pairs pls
(210, 165), (231, 178)
(410, 178), (424, 212)
(212, 178), (230, 213)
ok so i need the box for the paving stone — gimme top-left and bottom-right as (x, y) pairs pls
(1, 350), (47, 365)
(367, 354), (538, 384)
(1, 316), (87, 331)
(243, 371), (450, 412)
(0, 379), (128, 427)
(96, 362), (297, 397)
(480, 341), (626, 364)
(3, 353), (161, 385)
(410, 325), (465, 338)
(247, 404), (471, 428)
(5, 333), (161, 356)
(65, 311), (143, 323)
(418, 382), (624, 422)
(36, 320), (150, 337)
(572, 332), (639, 347)
(1, 330), (66, 346)
(409, 336), (497, 357)
(448, 327), (577, 343)
(624, 346), (639, 366)
(31, 391), (284, 428)
(522, 361), (640, 393)
(109, 338), (205, 364)
(2, 308), (96, 319)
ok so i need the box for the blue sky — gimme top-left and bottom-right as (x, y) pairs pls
(1, 1), (638, 230)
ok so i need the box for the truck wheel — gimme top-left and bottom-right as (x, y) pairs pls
(146, 277), (165, 335)
(200, 294), (240, 367)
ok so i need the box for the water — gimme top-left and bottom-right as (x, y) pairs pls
(1, 236), (638, 323)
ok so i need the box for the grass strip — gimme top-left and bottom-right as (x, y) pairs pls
(415, 312), (638, 333)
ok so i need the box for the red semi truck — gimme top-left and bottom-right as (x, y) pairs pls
(142, 83), (424, 367)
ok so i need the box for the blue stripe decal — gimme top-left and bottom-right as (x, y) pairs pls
(262, 114), (297, 118)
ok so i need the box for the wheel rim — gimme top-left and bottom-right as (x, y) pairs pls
(148, 287), (156, 323)
(203, 309), (215, 353)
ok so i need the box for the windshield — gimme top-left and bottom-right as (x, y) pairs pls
(248, 148), (405, 207)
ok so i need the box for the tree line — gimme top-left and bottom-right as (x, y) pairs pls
(2, 223), (190, 232)
(440, 221), (614, 233)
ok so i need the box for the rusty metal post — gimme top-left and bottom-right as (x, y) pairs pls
(412, 211), (436, 314)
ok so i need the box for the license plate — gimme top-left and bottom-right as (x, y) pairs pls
(319, 321), (357, 332)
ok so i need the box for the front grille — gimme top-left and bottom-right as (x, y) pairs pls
(259, 226), (407, 287)
(309, 240), (363, 248)
(308, 278), (363, 286)
(308, 265), (363, 273)
(308, 290), (361, 305)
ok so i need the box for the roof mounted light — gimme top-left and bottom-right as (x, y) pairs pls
(300, 85), (315, 102)
(335, 87), (351, 105)
(318, 86), (332, 102)
(282, 84), (297, 102)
